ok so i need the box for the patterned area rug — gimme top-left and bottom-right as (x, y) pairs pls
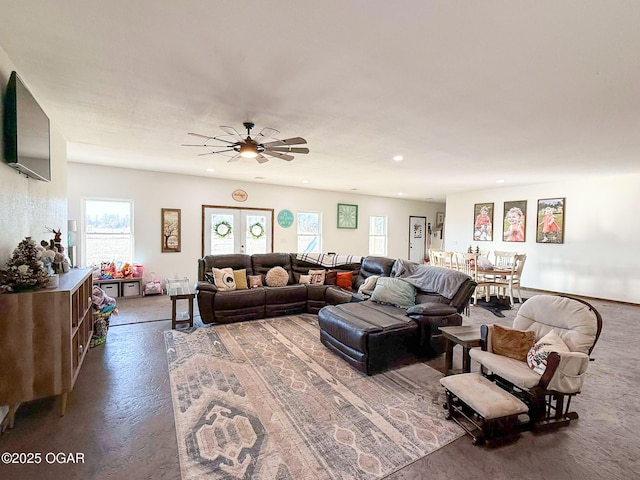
(164, 314), (463, 479)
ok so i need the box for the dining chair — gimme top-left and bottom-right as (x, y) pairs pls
(454, 252), (491, 304)
(493, 251), (516, 268)
(431, 250), (454, 269)
(489, 253), (526, 306)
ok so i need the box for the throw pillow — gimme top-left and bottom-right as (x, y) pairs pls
(299, 274), (312, 284)
(308, 269), (326, 285)
(491, 324), (536, 362)
(266, 266), (289, 287)
(324, 270), (338, 285)
(248, 274), (263, 289)
(357, 275), (379, 294)
(369, 277), (416, 309)
(336, 271), (353, 291)
(233, 269), (248, 290)
(527, 330), (570, 375)
(213, 267), (236, 292)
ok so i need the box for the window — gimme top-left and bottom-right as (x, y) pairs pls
(83, 199), (133, 267)
(369, 216), (387, 255)
(297, 211), (321, 253)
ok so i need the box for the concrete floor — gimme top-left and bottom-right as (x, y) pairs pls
(0, 294), (638, 479)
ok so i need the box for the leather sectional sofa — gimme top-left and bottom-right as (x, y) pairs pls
(197, 253), (476, 375)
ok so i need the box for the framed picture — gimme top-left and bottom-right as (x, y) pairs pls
(536, 198), (565, 243)
(436, 212), (445, 230)
(337, 203), (358, 229)
(161, 208), (181, 252)
(503, 200), (527, 242)
(473, 203), (494, 241)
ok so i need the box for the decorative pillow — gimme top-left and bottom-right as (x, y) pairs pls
(213, 267), (236, 292)
(357, 275), (379, 294)
(308, 269), (326, 285)
(527, 330), (570, 375)
(298, 274), (312, 284)
(324, 270), (338, 285)
(266, 266), (289, 287)
(369, 277), (416, 309)
(491, 324), (536, 362)
(233, 269), (248, 290)
(336, 271), (353, 291)
(248, 275), (263, 289)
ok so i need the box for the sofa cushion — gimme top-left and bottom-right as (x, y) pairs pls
(213, 267), (236, 291)
(336, 271), (353, 290)
(526, 330), (570, 374)
(491, 324), (536, 362)
(266, 266), (289, 287)
(252, 253), (292, 282)
(370, 277), (416, 309)
(357, 275), (378, 294)
(406, 302), (457, 317)
(233, 269), (248, 290)
(469, 348), (542, 390)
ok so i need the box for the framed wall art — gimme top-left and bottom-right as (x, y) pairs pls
(161, 208), (181, 252)
(473, 203), (494, 241)
(536, 198), (565, 243)
(337, 203), (358, 229)
(436, 212), (445, 230)
(503, 200), (527, 242)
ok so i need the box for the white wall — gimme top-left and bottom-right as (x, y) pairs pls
(444, 174), (640, 303)
(0, 44), (68, 263)
(67, 163), (444, 283)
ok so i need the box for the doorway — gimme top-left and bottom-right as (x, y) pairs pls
(202, 205), (274, 256)
(409, 216), (426, 263)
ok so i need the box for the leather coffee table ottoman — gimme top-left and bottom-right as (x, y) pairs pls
(318, 302), (419, 375)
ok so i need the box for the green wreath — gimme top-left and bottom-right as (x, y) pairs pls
(248, 222), (265, 240)
(214, 220), (233, 238)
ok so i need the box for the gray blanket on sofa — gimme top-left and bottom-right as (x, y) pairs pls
(393, 259), (471, 299)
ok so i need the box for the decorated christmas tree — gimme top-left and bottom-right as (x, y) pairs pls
(0, 237), (49, 292)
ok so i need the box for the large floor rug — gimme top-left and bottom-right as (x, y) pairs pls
(164, 314), (463, 480)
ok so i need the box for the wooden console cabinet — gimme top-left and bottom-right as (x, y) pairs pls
(0, 268), (93, 428)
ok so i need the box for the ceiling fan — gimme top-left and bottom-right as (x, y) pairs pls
(183, 122), (309, 164)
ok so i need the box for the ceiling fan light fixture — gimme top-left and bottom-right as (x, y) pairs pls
(239, 143), (258, 158)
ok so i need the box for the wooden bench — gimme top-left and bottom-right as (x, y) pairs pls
(440, 372), (528, 446)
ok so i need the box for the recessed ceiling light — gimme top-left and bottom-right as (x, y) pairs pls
(393, 155), (403, 161)
(302, 179), (309, 184)
(397, 192), (404, 196)
(496, 179), (505, 183)
(206, 168), (215, 172)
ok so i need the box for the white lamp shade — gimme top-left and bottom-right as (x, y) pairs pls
(68, 220), (77, 232)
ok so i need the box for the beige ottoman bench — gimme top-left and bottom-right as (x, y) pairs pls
(440, 372), (528, 446)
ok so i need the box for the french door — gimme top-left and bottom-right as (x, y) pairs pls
(202, 206), (273, 256)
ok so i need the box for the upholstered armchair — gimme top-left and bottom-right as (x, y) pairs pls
(469, 294), (602, 430)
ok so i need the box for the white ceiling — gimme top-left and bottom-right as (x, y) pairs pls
(1, 1), (639, 201)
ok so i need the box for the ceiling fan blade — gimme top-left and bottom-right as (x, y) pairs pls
(254, 127), (280, 142)
(188, 132), (215, 140)
(262, 137), (307, 147)
(220, 125), (244, 141)
(265, 146), (309, 154)
(256, 154), (270, 164)
(227, 154), (241, 163)
(263, 150), (295, 161)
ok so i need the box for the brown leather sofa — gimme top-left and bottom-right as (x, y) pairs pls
(317, 265), (477, 374)
(196, 253), (394, 324)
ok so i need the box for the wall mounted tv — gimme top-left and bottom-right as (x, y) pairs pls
(3, 71), (51, 182)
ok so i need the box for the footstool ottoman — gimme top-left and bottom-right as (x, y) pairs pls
(318, 302), (419, 375)
(440, 372), (529, 446)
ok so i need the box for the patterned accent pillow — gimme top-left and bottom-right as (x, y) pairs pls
(266, 266), (290, 287)
(357, 275), (379, 294)
(491, 324), (536, 362)
(298, 274), (312, 285)
(308, 269), (326, 285)
(233, 269), (248, 290)
(213, 267), (236, 292)
(526, 330), (570, 374)
(248, 275), (263, 289)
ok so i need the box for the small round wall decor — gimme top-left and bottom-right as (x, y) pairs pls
(232, 189), (248, 202)
(277, 209), (294, 228)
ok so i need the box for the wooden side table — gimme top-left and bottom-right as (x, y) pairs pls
(439, 325), (482, 375)
(168, 286), (195, 329)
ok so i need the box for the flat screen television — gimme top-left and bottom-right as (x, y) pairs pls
(3, 71), (51, 182)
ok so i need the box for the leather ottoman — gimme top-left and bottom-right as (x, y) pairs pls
(318, 302), (419, 375)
